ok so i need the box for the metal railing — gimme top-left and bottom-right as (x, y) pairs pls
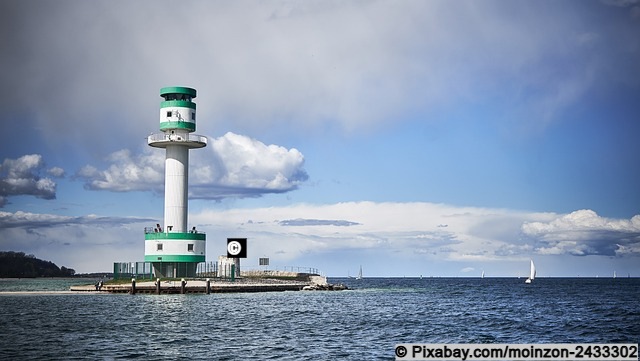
(147, 133), (207, 144)
(113, 262), (154, 280)
(113, 262), (321, 280)
(261, 266), (321, 274)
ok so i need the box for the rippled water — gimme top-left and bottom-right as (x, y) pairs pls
(0, 278), (638, 360)
(0, 278), (95, 292)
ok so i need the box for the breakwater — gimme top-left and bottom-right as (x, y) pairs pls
(69, 273), (346, 294)
(71, 279), (309, 294)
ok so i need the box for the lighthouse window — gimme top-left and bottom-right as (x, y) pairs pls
(188, 244), (194, 252)
(157, 243), (163, 251)
(191, 112), (195, 121)
(166, 111), (172, 118)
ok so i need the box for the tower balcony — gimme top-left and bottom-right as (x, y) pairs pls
(144, 226), (205, 239)
(147, 133), (207, 149)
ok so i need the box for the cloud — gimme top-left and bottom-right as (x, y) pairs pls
(76, 132), (308, 199)
(0, 210), (154, 229)
(47, 167), (65, 178)
(521, 209), (640, 256)
(193, 203), (640, 268)
(0, 154), (61, 207)
(2, 204), (639, 275)
(0, 210), (156, 273)
(77, 149), (164, 193)
(600, 0), (639, 7)
(3, 0), (638, 153)
(192, 132), (308, 199)
(279, 219), (360, 227)
(193, 202), (541, 263)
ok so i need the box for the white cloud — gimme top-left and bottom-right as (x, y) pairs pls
(76, 132), (308, 199)
(193, 203), (640, 267)
(2, 204), (639, 275)
(47, 167), (65, 178)
(194, 132), (308, 198)
(193, 202), (545, 264)
(522, 209), (640, 256)
(78, 149), (164, 193)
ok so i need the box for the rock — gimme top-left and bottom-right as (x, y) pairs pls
(309, 275), (328, 286)
(302, 283), (348, 291)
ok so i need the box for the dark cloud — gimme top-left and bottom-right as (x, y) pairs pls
(279, 218), (360, 227)
(0, 154), (60, 207)
(0, 210), (154, 274)
(600, 0), (639, 7)
(4, 0), (639, 153)
(0, 210), (154, 229)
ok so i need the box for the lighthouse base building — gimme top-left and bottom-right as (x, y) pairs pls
(144, 230), (206, 278)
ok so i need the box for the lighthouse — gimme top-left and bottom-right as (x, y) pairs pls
(144, 87), (207, 278)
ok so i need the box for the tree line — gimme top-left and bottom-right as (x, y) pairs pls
(0, 251), (76, 277)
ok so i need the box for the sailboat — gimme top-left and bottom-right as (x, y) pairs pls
(355, 265), (363, 280)
(525, 259), (536, 284)
(481, 270), (485, 279)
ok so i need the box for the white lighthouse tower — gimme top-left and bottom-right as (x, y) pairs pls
(144, 87), (207, 278)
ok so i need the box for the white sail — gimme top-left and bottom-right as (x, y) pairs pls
(481, 270), (485, 279)
(530, 260), (536, 280)
(356, 265), (363, 280)
(525, 259), (535, 283)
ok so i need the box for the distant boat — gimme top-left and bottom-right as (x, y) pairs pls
(525, 259), (536, 284)
(613, 271), (616, 279)
(481, 270), (485, 279)
(355, 265), (363, 280)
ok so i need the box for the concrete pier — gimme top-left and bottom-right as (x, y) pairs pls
(68, 272), (346, 294)
(69, 278), (313, 294)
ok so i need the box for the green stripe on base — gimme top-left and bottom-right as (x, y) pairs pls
(160, 100), (196, 109)
(144, 255), (205, 262)
(145, 232), (206, 241)
(159, 122), (196, 131)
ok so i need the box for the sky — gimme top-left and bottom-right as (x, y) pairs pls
(1, 0), (639, 277)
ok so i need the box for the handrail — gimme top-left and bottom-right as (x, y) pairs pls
(147, 133), (207, 144)
(144, 227), (205, 235)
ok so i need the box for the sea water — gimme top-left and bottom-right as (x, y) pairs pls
(0, 278), (638, 360)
